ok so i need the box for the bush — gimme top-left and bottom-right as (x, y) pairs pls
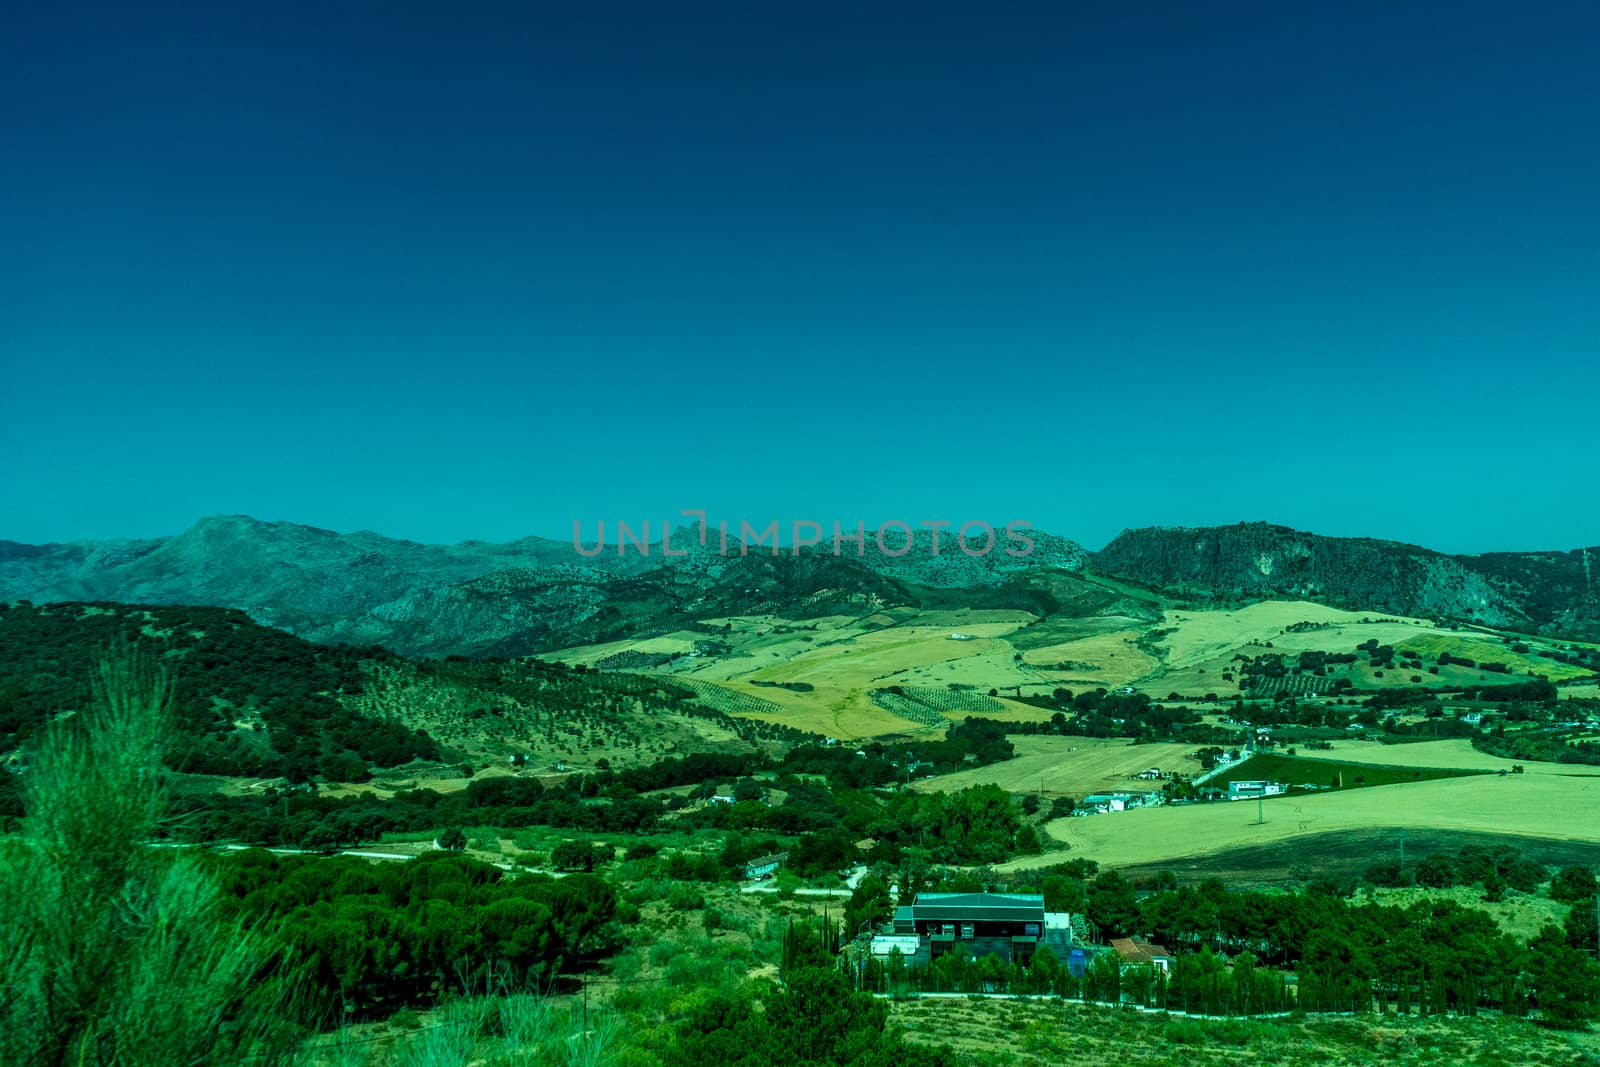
(666, 884), (705, 912)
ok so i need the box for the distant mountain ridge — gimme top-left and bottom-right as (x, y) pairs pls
(4, 516), (1595, 653)
(0, 515), (1091, 657)
(1094, 522), (1600, 641)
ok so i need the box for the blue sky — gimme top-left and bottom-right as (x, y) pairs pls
(4, 2), (1597, 553)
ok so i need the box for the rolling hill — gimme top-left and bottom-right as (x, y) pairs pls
(1095, 522), (1600, 641)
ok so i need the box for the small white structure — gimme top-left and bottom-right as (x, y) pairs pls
(1081, 791), (1160, 814)
(870, 934), (922, 959)
(1227, 780), (1287, 800)
(949, 632), (974, 641)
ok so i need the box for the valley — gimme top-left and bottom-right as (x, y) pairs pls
(5, 521), (1600, 1065)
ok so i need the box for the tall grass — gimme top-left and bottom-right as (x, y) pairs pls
(0, 646), (300, 1066)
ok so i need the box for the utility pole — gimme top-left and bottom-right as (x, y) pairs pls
(1399, 829), (1406, 868)
(1256, 795), (1264, 825)
(582, 973), (588, 1032)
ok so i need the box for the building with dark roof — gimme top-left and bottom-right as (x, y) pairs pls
(876, 892), (1076, 965)
(743, 852), (788, 880)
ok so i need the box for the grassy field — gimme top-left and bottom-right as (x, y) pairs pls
(909, 736), (1203, 797)
(890, 996), (1600, 1067)
(1155, 602), (1435, 668)
(1006, 771), (1600, 872)
(1394, 632), (1596, 681)
(1135, 602), (1576, 698)
(1015, 626), (1159, 688)
(1291, 738), (1600, 777)
(1209, 753), (1483, 791)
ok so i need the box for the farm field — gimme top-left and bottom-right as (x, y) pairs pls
(1007, 771), (1600, 871)
(909, 736), (1202, 797)
(1208, 753), (1482, 791)
(1152, 602), (1439, 670)
(1393, 632), (1597, 681)
(1014, 626), (1157, 688)
(1290, 738), (1600, 776)
(535, 600), (1590, 746)
(1132, 602), (1581, 698)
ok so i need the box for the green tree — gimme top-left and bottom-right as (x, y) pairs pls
(1415, 853), (1457, 888)
(845, 873), (894, 938)
(1528, 925), (1600, 1028)
(1551, 865), (1597, 904)
(551, 839), (602, 871)
(438, 826), (468, 851)
(1087, 870), (1140, 937)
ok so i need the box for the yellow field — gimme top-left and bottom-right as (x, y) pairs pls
(1004, 772), (1600, 871)
(1017, 627), (1156, 688)
(1154, 602), (1437, 670)
(1290, 738), (1599, 777)
(910, 736), (1201, 797)
(539, 599), (1592, 744)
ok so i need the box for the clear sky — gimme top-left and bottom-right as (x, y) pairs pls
(4, 2), (1597, 554)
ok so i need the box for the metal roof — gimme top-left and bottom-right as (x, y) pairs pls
(914, 893), (1043, 907)
(743, 852), (789, 868)
(910, 892), (1045, 923)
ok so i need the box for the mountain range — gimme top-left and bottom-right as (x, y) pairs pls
(2, 516), (1596, 655)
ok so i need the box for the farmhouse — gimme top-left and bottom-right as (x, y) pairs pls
(1080, 791), (1160, 814)
(1110, 937), (1175, 974)
(743, 852), (789, 881)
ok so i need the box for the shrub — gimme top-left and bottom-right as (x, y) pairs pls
(0, 649), (298, 1066)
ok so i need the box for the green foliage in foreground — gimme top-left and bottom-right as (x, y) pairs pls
(0, 649), (300, 1066)
(663, 967), (954, 1067)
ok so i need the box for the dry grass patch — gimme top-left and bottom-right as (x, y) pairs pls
(1292, 738), (1599, 777)
(911, 736), (1202, 798)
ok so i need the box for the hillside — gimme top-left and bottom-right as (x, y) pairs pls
(0, 516), (1091, 657)
(1095, 522), (1600, 640)
(0, 601), (801, 784)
